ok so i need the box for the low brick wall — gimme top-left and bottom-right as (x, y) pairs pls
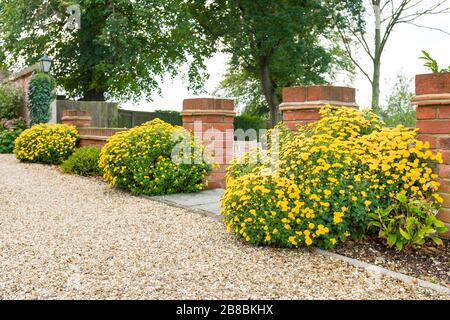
(57, 99), (119, 128)
(77, 128), (126, 148)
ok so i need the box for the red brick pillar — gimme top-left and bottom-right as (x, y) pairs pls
(181, 98), (235, 189)
(412, 72), (450, 238)
(280, 85), (358, 130)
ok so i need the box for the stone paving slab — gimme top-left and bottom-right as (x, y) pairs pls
(150, 188), (223, 215)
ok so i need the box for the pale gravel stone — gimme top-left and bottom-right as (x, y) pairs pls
(0, 154), (448, 300)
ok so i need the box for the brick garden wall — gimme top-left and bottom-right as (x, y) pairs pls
(61, 109), (125, 148)
(1, 64), (39, 124)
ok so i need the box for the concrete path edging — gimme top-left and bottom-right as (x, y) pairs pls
(142, 195), (222, 221)
(316, 249), (450, 295)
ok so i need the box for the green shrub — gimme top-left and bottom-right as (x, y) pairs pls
(99, 118), (210, 196)
(28, 71), (56, 125)
(379, 74), (416, 128)
(61, 146), (102, 176)
(118, 110), (182, 128)
(234, 114), (266, 133)
(369, 193), (448, 251)
(153, 110), (182, 126)
(14, 123), (79, 164)
(0, 118), (26, 153)
(221, 106), (443, 250)
(0, 84), (22, 119)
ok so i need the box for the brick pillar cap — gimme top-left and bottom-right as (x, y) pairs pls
(62, 109), (92, 117)
(282, 85), (355, 102)
(281, 85), (357, 110)
(415, 72), (450, 95)
(411, 93), (450, 106)
(183, 97), (234, 111)
(413, 72), (450, 106)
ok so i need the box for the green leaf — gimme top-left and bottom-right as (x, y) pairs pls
(433, 218), (445, 228)
(396, 193), (407, 204)
(399, 228), (411, 240)
(431, 237), (443, 246)
(421, 227), (436, 236)
(368, 221), (382, 228)
(395, 241), (404, 252)
(419, 50), (439, 73)
(387, 233), (397, 246)
(411, 235), (425, 245)
(405, 217), (416, 233)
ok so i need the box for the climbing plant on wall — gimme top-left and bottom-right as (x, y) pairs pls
(28, 72), (55, 125)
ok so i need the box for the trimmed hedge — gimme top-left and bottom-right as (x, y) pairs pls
(234, 115), (266, 132)
(118, 109), (182, 128)
(61, 147), (102, 176)
(153, 110), (182, 126)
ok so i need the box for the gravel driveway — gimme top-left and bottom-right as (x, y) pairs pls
(0, 154), (447, 299)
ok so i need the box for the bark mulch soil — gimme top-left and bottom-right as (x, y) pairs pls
(333, 237), (450, 288)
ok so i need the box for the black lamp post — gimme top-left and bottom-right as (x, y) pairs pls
(39, 54), (53, 73)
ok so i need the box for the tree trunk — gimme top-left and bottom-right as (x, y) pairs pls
(80, 89), (106, 101)
(372, 0), (381, 114)
(259, 55), (280, 128)
(372, 54), (381, 114)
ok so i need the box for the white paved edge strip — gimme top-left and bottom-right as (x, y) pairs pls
(141, 195), (222, 221)
(142, 193), (449, 295)
(316, 248), (450, 295)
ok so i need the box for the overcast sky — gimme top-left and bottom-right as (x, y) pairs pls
(122, 2), (450, 112)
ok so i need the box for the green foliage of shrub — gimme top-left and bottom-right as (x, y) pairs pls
(153, 110), (182, 126)
(0, 118), (26, 153)
(379, 74), (416, 128)
(99, 118), (210, 196)
(14, 124), (79, 165)
(118, 110), (182, 128)
(234, 115), (267, 133)
(61, 147), (102, 176)
(369, 193), (448, 251)
(28, 72), (56, 125)
(0, 84), (22, 119)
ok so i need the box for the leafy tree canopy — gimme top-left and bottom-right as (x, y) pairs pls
(213, 68), (268, 117)
(186, 0), (364, 126)
(0, 0), (212, 101)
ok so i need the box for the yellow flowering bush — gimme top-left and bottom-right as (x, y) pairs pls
(221, 106), (443, 249)
(14, 124), (79, 164)
(99, 118), (210, 196)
